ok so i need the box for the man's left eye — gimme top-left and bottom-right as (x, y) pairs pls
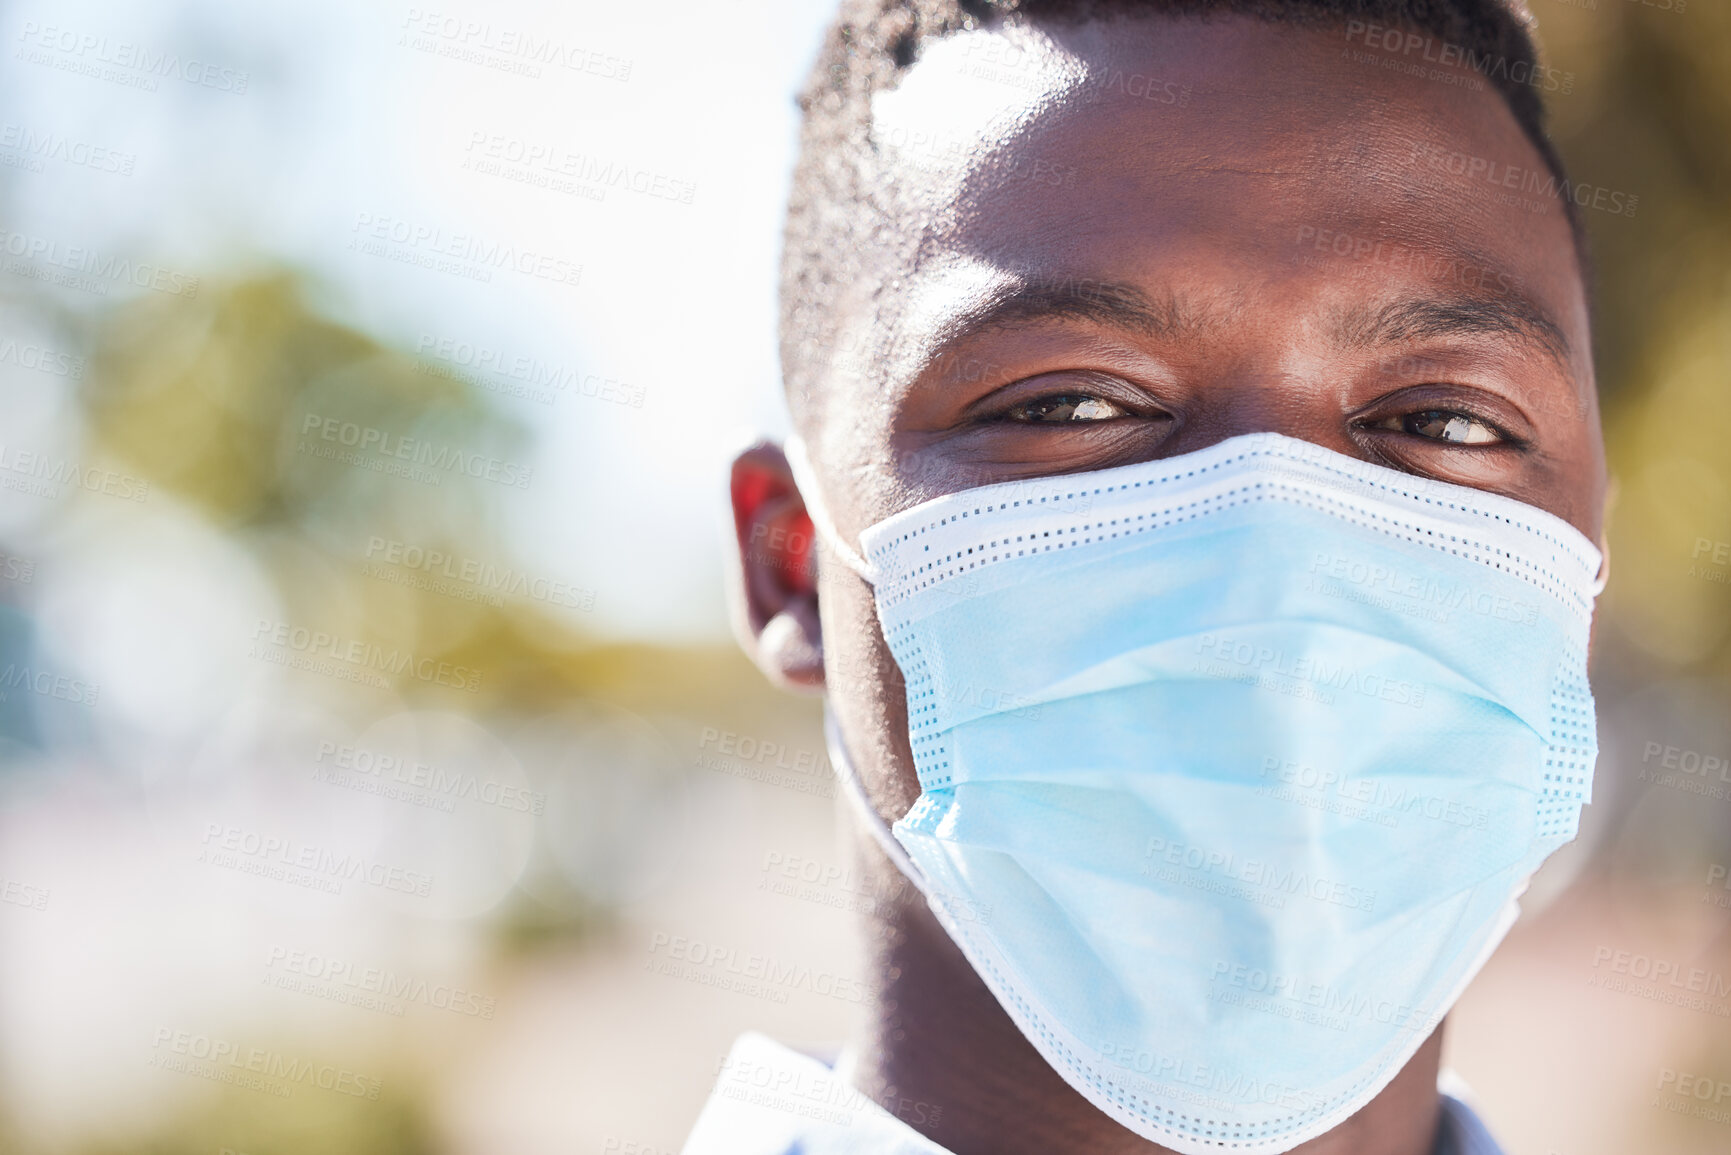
(1374, 409), (1504, 445)
(1006, 394), (1129, 422)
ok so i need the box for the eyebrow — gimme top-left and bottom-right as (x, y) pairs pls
(1334, 294), (1571, 369)
(927, 274), (1572, 372)
(932, 277), (1207, 346)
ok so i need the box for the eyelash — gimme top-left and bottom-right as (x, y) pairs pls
(1363, 409), (1512, 446)
(994, 385), (1519, 447)
(1001, 393), (1139, 423)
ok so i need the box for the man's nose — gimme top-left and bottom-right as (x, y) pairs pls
(1153, 370), (1365, 462)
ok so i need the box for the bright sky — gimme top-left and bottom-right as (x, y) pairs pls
(0, 0), (837, 642)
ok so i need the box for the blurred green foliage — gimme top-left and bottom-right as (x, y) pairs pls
(76, 272), (777, 720)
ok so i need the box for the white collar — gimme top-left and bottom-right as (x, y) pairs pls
(681, 1032), (953, 1154)
(682, 1034), (1506, 1155)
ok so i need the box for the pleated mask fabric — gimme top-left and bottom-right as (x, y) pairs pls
(787, 431), (1602, 1154)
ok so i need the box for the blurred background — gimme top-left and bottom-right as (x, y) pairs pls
(0, 1), (1725, 1153)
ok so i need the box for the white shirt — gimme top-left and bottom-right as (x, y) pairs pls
(682, 1033), (1506, 1155)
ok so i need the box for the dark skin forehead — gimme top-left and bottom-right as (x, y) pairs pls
(807, 15), (1605, 545)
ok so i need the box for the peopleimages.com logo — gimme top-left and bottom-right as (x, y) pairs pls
(15, 22), (250, 94)
(0, 662), (99, 707)
(0, 120), (135, 176)
(264, 944), (496, 1019)
(149, 1028), (380, 1100)
(362, 536), (594, 610)
(198, 823), (434, 898)
(250, 619), (482, 693)
(297, 413), (533, 489)
(0, 226), (199, 298)
(313, 739), (545, 815)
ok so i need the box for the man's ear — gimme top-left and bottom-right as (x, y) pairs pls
(728, 441), (824, 692)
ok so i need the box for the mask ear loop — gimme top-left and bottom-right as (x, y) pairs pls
(786, 435), (922, 888)
(823, 706), (930, 898)
(783, 435), (878, 584)
(1589, 550), (1610, 598)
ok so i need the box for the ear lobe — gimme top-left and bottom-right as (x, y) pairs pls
(728, 441), (825, 691)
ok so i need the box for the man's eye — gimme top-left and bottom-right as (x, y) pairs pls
(1374, 409), (1503, 445)
(1005, 394), (1129, 423)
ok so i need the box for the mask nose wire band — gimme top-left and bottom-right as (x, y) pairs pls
(823, 706), (930, 896)
(783, 435), (878, 584)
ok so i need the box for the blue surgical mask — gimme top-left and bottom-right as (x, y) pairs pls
(786, 431), (1604, 1155)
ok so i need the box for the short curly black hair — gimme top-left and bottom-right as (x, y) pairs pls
(780, 0), (1583, 415)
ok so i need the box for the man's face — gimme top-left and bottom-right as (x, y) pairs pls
(757, 16), (1605, 815)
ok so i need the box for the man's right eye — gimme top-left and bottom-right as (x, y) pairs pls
(1004, 394), (1131, 422)
(1364, 408), (1508, 445)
